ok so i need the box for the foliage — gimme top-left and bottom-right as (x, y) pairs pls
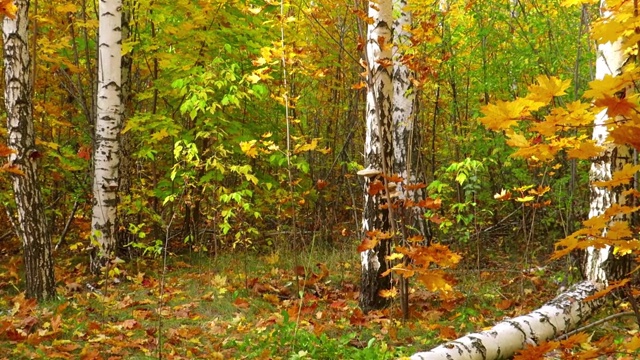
(0, 0), (639, 357)
(3, 248), (627, 359)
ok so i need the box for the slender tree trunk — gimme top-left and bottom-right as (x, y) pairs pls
(359, 0), (394, 313)
(585, 13), (632, 283)
(392, 0), (429, 241)
(3, 0), (56, 301)
(91, 0), (123, 273)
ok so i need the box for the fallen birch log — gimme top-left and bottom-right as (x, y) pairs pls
(411, 281), (601, 360)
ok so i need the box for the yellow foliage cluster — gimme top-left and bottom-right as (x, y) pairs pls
(480, 0), (640, 264)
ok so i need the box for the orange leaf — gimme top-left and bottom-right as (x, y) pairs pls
(584, 279), (629, 302)
(357, 237), (378, 253)
(610, 124), (640, 151)
(514, 341), (559, 360)
(0, 0), (16, 19)
(0, 144), (15, 157)
(2, 163), (24, 175)
(233, 297), (250, 309)
(593, 164), (640, 188)
(404, 182), (427, 190)
(368, 179), (385, 195)
(438, 326), (457, 340)
(494, 189), (512, 201)
(351, 81), (366, 90)
(496, 299), (513, 310)
(418, 270), (453, 292)
(379, 287), (398, 298)
(417, 197), (441, 209)
(595, 95), (635, 117)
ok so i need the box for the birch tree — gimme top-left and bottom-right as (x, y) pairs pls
(358, 0), (395, 313)
(392, 0), (429, 241)
(91, 0), (123, 273)
(584, 18), (632, 285)
(3, 0), (56, 301)
(410, 1), (631, 358)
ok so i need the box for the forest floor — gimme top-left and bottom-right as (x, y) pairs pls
(0, 237), (637, 359)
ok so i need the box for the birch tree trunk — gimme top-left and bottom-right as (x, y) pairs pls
(91, 0), (123, 273)
(410, 1), (627, 358)
(392, 0), (430, 242)
(359, 0), (395, 313)
(411, 281), (600, 360)
(3, 0), (56, 301)
(584, 15), (632, 283)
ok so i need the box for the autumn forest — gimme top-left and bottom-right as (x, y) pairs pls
(0, 0), (640, 358)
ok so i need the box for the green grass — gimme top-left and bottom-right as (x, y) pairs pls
(0, 243), (632, 359)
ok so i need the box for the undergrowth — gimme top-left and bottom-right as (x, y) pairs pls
(0, 240), (635, 359)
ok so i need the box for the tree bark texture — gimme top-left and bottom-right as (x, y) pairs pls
(392, 0), (430, 243)
(91, 0), (123, 273)
(411, 281), (601, 360)
(3, 0), (56, 301)
(360, 0), (394, 313)
(585, 1), (632, 284)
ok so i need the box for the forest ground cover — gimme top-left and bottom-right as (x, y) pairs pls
(2, 232), (636, 359)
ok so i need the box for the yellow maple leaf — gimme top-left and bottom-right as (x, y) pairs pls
(239, 140), (258, 158)
(385, 253), (404, 261)
(379, 287), (398, 298)
(566, 140), (604, 159)
(593, 163), (640, 188)
(609, 124), (640, 151)
(592, 19), (627, 44)
(531, 117), (559, 136)
(479, 98), (544, 131)
(613, 239), (640, 256)
(606, 221), (632, 240)
(293, 138), (318, 154)
(505, 131), (530, 148)
(563, 100), (595, 126)
(418, 271), (453, 293)
(551, 235), (579, 259)
(511, 144), (556, 161)
(526, 75), (570, 103)
(625, 335), (640, 352)
(584, 74), (625, 100)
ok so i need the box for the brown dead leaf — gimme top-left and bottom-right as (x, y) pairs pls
(496, 299), (513, 310)
(233, 297), (250, 309)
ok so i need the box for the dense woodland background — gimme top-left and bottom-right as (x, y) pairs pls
(2, 0), (639, 358)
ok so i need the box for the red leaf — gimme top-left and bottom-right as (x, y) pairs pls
(77, 146), (91, 160)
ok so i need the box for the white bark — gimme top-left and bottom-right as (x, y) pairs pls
(4, 0), (56, 301)
(411, 281), (601, 360)
(585, 4), (628, 283)
(91, 0), (123, 272)
(360, 0), (394, 312)
(392, 0), (414, 189)
(392, 0), (430, 241)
